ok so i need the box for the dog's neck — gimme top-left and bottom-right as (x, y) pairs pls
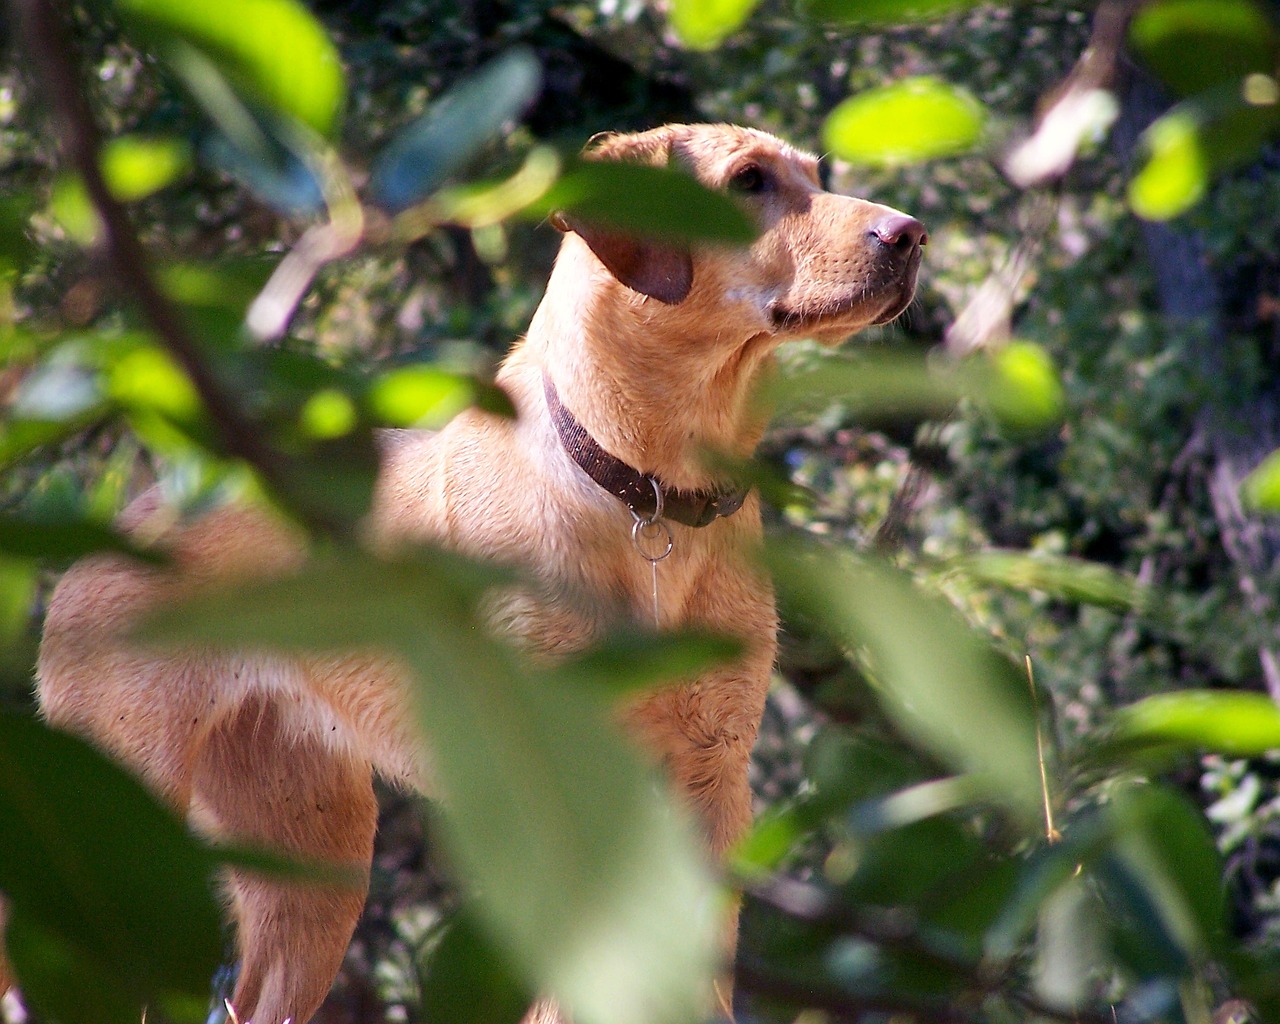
(514, 238), (776, 492)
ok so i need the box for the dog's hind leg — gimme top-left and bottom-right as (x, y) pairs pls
(192, 695), (377, 1024)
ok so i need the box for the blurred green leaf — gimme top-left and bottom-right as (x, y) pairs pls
(1031, 874), (1103, 1012)
(1098, 690), (1280, 763)
(1130, 0), (1277, 97)
(557, 628), (741, 696)
(1242, 447), (1280, 511)
(6, 910), (156, 1024)
(824, 78), (985, 166)
(102, 134), (194, 201)
(1110, 783), (1227, 958)
(370, 48), (542, 215)
(769, 537), (1042, 823)
(421, 909), (532, 1024)
(806, 0), (984, 23)
(1129, 95), (1278, 220)
(0, 560), (35, 642)
(0, 514), (161, 565)
(768, 344), (1063, 433)
(117, 0), (346, 137)
(973, 341), (1065, 431)
(1129, 108), (1210, 220)
(0, 193), (37, 277)
(0, 711), (223, 1024)
(138, 547), (719, 1024)
(49, 135), (193, 244)
(535, 161), (757, 246)
(950, 550), (1145, 611)
(367, 366), (514, 429)
(669, 0), (761, 49)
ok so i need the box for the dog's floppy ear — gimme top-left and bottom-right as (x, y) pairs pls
(551, 211), (693, 305)
(550, 126), (693, 306)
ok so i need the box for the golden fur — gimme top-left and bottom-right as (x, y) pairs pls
(0, 124), (923, 1023)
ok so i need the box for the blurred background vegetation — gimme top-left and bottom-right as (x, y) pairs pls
(6, 1), (1280, 1023)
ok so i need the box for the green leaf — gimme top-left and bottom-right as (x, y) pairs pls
(1128, 108), (1210, 220)
(769, 538), (1042, 824)
(1109, 783), (1227, 958)
(823, 78), (985, 166)
(557, 628), (741, 696)
(370, 48), (541, 214)
(768, 344), (1063, 433)
(138, 548), (719, 1024)
(367, 366), (514, 429)
(102, 134), (194, 201)
(950, 551), (1145, 612)
(1130, 0), (1277, 97)
(421, 909), (532, 1024)
(1129, 95), (1279, 221)
(1242, 447), (1280, 511)
(0, 514), (161, 565)
(806, 0), (984, 24)
(535, 161), (757, 246)
(973, 341), (1065, 431)
(668, 0), (761, 49)
(1100, 690), (1280, 762)
(116, 0), (346, 137)
(0, 711), (224, 1023)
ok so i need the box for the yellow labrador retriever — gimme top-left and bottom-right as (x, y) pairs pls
(3, 123), (924, 1023)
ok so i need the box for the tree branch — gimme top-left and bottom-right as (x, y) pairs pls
(9, 0), (341, 534)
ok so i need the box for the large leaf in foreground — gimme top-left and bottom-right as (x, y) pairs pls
(0, 712), (223, 1024)
(140, 547), (718, 1024)
(769, 538), (1042, 824)
(535, 161), (757, 246)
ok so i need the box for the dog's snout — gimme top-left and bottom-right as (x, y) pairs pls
(871, 213), (927, 249)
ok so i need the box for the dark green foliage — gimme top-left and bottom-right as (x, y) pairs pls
(4, 1), (1280, 1023)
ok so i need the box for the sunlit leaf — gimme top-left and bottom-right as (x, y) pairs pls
(367, 366), (513, 429)
(824, 78), (985, 165)
(1128, 109), (1209, 220)
(0, 560), (35, 642)
(535, 161), (757, 246)
(370, 49), (541, 214)
(1129, 97), (1278, 220)
(117, 0), (346, 137)
(0, 711), (224, 1024)
(1242, 447), (1280, 511)
(668, 0), (761, 49)
(299, 388), (357, 439)
(975, 341), (1065, 431)
(769, 538), (1042, 823)
(138, 548), (719, 1024)
(1130, 0), (1277, 97)
(49, 135), (193, 244)
(806, 0), (983, 23)
(103, 134), (194, 201)
(1099, 690), (1280, 762)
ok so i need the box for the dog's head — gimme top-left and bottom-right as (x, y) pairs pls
(552, 123), (925, 348)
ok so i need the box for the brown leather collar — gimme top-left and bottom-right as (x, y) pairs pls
(543, 375), (749, 528)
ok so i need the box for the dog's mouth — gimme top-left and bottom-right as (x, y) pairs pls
(771, 259), (921, 335)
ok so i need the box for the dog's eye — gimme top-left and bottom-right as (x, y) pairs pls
(730, 164), (771, 194)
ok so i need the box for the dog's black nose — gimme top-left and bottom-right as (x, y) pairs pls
(871, 214), (928, 249)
